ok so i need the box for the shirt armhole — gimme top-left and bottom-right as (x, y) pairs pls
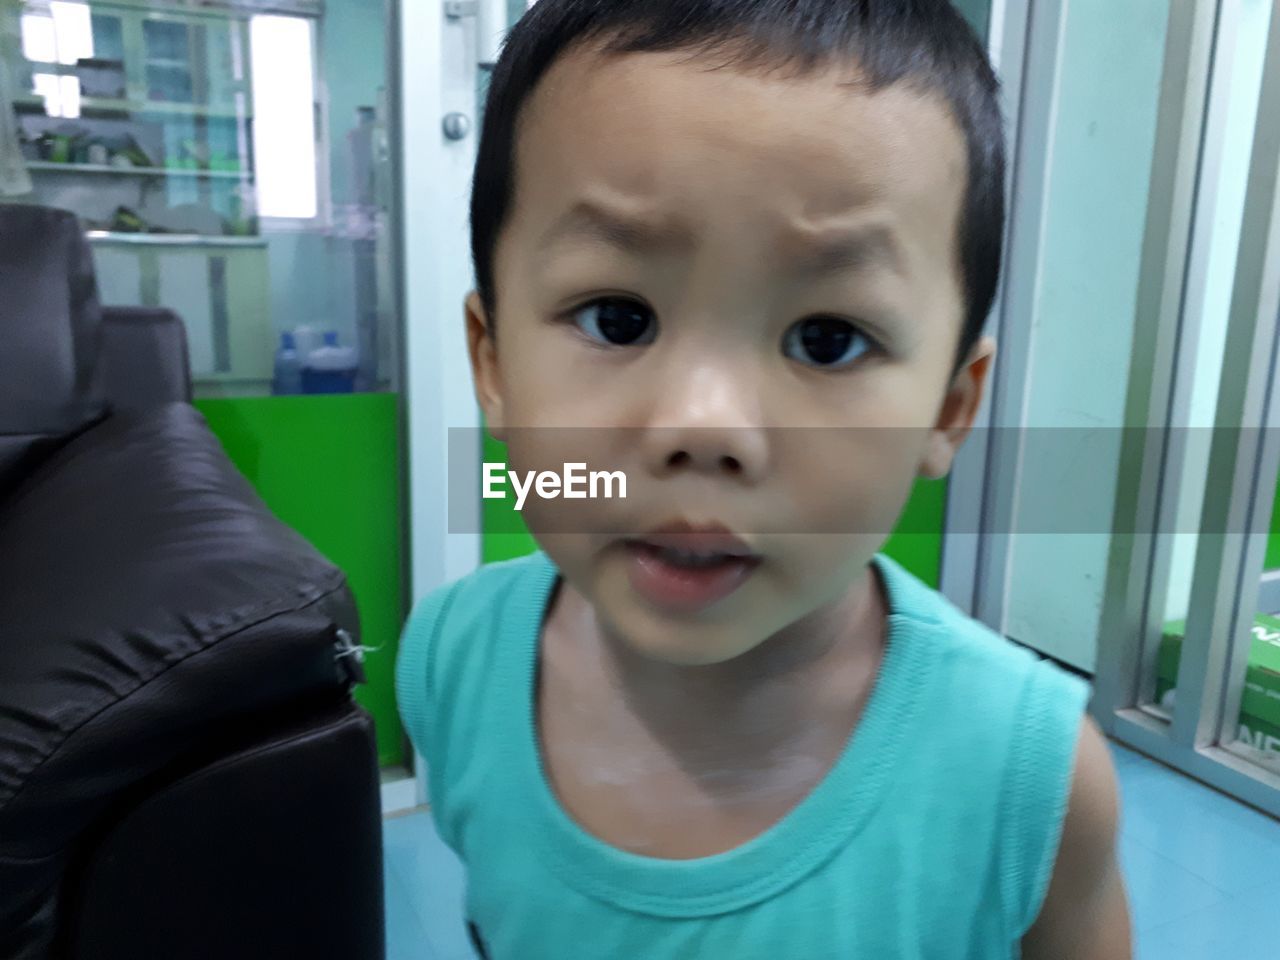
(999, 659), (1092, 941)
(394, 581), (462, 782)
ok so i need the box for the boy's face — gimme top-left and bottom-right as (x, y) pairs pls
(467, 43), (994, 665)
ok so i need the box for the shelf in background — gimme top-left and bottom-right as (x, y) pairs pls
(26, 161), (247, 179)
(13, 93), (250, 121)
(87, 231), (266, 248)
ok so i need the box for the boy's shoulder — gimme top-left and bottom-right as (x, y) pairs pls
(409, 550), (551, 629)
(874, 551), (1091, 706)
(400, 550), (552, 675)
(877, 555), (1095, 941)
(396, 550), (554, 755)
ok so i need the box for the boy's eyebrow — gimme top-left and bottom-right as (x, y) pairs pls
(539, 200), (694, 258)
(538, 199), (902, 277)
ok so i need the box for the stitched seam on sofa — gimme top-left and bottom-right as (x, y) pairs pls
(0, 569), (347, 815)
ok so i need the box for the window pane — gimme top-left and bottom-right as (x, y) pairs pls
(49, 1), (92, 64)
(21, 13), (57, 63)
(143, 19), (190, 62)
(249, 15), (317, 220)
(90, 13), (123, 62)
(1148, 0), (1274, 722)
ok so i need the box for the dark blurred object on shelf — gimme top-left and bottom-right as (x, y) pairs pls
(73, 59), (126, 100)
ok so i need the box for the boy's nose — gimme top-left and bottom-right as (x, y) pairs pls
(639, 361), (769, 483)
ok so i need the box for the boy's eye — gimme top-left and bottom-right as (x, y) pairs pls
(782, 317), (872, 369)
(571, 298), (658, 346)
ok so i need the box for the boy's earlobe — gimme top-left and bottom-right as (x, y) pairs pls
(465, 291), (506, 440)
(919, 336), (997, 479)
(920, 434), (956, 480)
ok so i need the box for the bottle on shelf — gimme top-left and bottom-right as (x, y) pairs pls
(301, 331), (358, 395)
(292, 324), (322, 360)
(271, 331), (303, 396)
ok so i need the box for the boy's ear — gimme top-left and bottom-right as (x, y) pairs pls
(465, 291), (507, 441)
(920, 335), (996, 479)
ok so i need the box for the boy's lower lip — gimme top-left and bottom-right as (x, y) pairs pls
(622, 541), (761, 612)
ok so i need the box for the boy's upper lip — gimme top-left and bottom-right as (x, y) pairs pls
(629, 520), (758, 557)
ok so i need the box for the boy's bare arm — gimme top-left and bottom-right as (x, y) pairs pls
(1022, 718), (1132, 960)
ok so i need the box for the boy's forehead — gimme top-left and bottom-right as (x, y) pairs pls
(512, 44), (968, 242)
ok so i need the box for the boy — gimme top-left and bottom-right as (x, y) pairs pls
(397, 1), (1131, 957)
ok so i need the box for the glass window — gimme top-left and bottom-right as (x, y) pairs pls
(1148, 0), (1275, 723)
(248, 15), (317, 221)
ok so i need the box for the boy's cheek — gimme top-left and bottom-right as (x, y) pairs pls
(781, 435), (925, 536)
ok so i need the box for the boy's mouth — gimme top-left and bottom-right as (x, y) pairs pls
(621, 522), (761, 612)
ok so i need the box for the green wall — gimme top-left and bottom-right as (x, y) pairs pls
(196, 394), (406, 767)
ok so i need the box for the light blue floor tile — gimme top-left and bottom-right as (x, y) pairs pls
(1139, 881), (1280, 960)
(1108, 742), (1141, 769)
(1132, 922), (1170, 960)
(1115, 757), (1280, 896)
(385, 856), (437, 960)
(1118, 831), (1228, 933)
(384, 812), (478, 960)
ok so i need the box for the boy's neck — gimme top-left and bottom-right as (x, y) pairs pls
(548, 563), (889, 769)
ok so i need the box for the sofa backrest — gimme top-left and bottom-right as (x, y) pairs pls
(0, 205), (106, 496)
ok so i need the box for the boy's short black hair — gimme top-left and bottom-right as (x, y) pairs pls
(471, 0), (1005, 373)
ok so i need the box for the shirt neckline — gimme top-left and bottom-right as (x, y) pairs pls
(501, 550), (941, 918)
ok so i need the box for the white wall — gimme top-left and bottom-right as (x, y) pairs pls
(400, 0), (484, 605)
(1001, 0), (1171, 671)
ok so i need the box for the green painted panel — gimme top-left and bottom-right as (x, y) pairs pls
(881, 478), (947, 589)
(480, 435), (945, 587)
(195, 394), (406, 767)
(1268, 481), (1280, 571)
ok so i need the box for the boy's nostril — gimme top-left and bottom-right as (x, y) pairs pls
(665, 451), (742, 473)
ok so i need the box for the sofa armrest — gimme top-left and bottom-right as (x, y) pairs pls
(0, 404), (361, 957)
(95, 306), (193, 408)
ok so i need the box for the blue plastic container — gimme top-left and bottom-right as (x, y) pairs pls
(301, 331), (358, 394)
(272, 331), (303, 395)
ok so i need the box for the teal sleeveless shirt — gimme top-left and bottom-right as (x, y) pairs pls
(396, 551), (1091, 959)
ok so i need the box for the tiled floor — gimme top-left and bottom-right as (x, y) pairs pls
(382, 742), (1280, 959)
(1109, 744), (1280, 959)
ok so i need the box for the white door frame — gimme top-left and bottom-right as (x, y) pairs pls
(395, 0), (491, 809)
(940, 0), (1065, 621)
